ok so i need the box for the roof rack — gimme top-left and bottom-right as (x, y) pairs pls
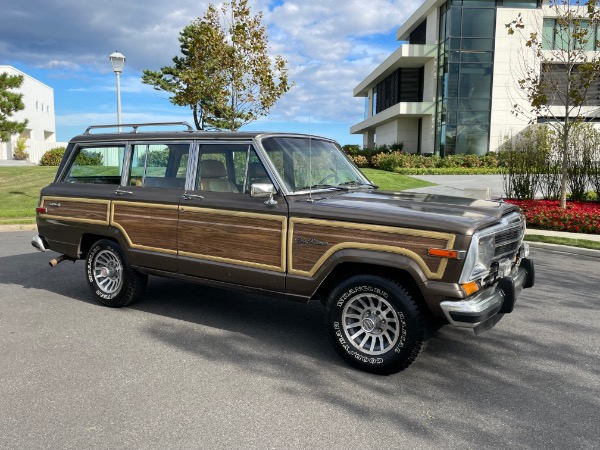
(83, 122), (194, 135)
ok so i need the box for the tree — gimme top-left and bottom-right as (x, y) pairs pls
(142, 0), (291, 131)
(0, 72), (28, 142)
(506, 0), (600, 208)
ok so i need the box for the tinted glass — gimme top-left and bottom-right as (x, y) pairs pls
(461, 9), (495, 37)
(64, 145), (125, 184)
(128, 143), (189, 189)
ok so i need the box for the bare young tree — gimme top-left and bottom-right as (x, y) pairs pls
(143, 0), (292, 132)
(506, 0), (600, 207)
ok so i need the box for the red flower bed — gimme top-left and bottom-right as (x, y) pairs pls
(505, 200), (600, 234)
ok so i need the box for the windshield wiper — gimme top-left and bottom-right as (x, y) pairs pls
(338, 180), (379, 189)
(295, 184), (349, 192)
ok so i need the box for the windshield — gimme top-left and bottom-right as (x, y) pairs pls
(260, 136), (373, 194)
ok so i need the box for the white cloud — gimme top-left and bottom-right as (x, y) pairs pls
(1, 0), (423, 143)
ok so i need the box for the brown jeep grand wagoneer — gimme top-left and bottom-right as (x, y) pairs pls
(32, 122), (535, 374)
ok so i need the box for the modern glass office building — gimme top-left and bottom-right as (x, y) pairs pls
(351, 0), (551, 155)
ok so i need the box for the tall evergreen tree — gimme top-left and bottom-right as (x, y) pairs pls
(0, 72), (28, 142)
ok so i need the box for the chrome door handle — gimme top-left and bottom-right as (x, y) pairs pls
(114, 189), (133, 196)
(182, 194), (204, 200)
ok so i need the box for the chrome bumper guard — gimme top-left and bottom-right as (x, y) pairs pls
(31, 235), (48, 252)
(440, 258), (535, 330)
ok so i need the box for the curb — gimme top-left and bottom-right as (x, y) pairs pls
(0, 224), (37, 232)
(526, 241), (600, 258)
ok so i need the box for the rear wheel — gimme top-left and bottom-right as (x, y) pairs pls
(326, 275), (427, 375)
(85, 239), (147, 307)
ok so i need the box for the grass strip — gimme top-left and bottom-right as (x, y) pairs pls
(525, 234), (600, 250)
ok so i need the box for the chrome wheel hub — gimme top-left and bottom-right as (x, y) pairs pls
(93, 250), (123, 294)
(342, 293), (400, 355)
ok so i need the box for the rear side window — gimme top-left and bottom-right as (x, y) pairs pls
(64, 145), (126, 184)
(128, 143), (190, 189)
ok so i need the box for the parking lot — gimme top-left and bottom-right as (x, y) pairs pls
(0, 230), (598, 449)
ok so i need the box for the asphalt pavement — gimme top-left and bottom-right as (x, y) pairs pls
(0, 231), (598, 449)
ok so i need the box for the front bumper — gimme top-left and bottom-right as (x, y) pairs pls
(440, 258), (535, 329)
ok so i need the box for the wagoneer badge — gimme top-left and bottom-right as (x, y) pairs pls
(295, 236), (329, 246)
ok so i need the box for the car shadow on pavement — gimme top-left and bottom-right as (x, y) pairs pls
(3, 246), (599, 448)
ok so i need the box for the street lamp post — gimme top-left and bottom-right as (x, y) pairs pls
(109, 51), (126, 129)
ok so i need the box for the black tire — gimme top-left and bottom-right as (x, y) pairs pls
(326, 275), (427, 375)
(85, 239), (147, 307)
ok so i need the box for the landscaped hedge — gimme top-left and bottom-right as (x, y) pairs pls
(351, 150), (502, 172)
(39, 147), (103, 166)
(391, 167), (501, 175)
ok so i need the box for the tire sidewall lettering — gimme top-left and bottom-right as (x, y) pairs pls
(332, 286), (402, 366)
(336, 284), (389, 308)
(86, 243), (120, 300)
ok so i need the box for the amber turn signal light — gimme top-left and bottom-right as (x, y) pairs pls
(461, 281), (480, 296)
(428, 248), (465, 259)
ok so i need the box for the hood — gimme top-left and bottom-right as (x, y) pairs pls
(308, 190), (520, 236)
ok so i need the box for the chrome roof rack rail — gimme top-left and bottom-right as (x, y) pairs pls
(83, 122), (194, 135)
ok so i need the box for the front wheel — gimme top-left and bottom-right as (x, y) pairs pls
(326, 275), (427, 375)
(85, 239), (147, 307)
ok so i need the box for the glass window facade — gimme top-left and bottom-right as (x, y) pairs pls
(436, 0), (497, 155)
(542, 18), (598, 51)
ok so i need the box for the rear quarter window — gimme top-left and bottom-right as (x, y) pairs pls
(63, 145), (126, 184)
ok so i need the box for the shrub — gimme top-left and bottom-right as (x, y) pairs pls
(75, 150), (103, 166)
(40, 147), (66, 166)
(371, 151), (408, 171)
(143, 149), (170, 167)
(498, 125), (553, 200)
(343, 142), (404, 167)
(348, 154), (369, 167)
(13, 137), (29, 160)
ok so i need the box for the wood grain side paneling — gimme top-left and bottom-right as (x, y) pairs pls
(178, 207), (286, 272)
(41, 197), (110, 224)
(289, 218), (455, 279)
(111, 202), (179, 254)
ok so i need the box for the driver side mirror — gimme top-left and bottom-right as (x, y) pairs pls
(251, 183), (278, 206)
(250, 183), (276, 197)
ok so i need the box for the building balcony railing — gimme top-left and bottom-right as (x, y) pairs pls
(350, 102), (435, 134)
(353, 44), (437, 97)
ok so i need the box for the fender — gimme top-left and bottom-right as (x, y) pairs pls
(286, 247), (430, 299)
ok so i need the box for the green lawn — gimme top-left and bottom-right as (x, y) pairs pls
(0, 167), (432, 223)
(360, 168), (435, 191)
(524, 234), (600, 250)
(0, 167), (57, 221)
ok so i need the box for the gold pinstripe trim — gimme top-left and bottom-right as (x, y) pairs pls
(111, 201), (179, 255)
(288, 217), (456, 279)
(40, 196), (110, 225)
(178, 206), (287, 273)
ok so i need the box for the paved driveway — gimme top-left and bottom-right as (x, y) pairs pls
(1, 231), (598, 449)
(407, 174), (507, 199)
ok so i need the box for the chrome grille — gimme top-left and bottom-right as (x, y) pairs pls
(493, 215), (525, 260)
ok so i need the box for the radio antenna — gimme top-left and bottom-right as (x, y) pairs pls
(308, 104), (313, 202)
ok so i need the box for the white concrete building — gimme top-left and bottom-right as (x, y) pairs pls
(0, 66), (61, 163)
(351, 0), (600, 156)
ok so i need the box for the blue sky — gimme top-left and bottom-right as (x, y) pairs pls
(1, 0), (421, 145)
